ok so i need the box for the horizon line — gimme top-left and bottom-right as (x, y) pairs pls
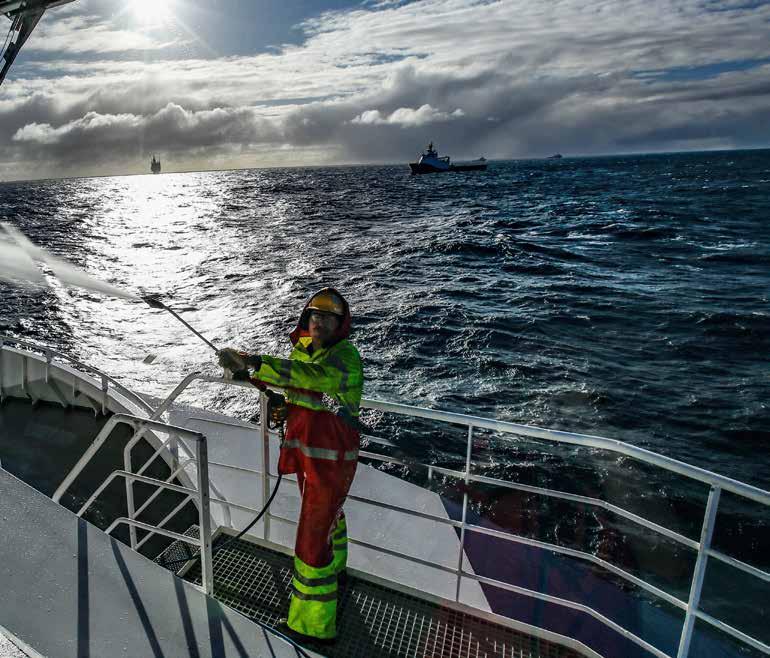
(2, 145), (769, 185)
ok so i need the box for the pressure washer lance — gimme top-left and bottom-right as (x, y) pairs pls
(142, 294), (220, 352)
(142, 294), (222, 364)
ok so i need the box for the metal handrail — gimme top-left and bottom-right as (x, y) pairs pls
(49, 413), (215, 596)
(141, 371), (770, 658)
(52, 409), (232, 548)
(266, 504), (675, 658)
(707, 548), (770, 584)
(0, 335), (155, 416)
(694, 611), (770, 655)
(468, 570), (671, 658)
(362, 398), (770, 508)
(124, 448), (686, 610)
(355, 450), (769, 583)
(0, 339), (220, 555)
(77, 470), (197, 516)
(124, 420), (233, 544)
(354, 415), (769, 657)
(106, 518), (203, 545)
(678, 487), (719, 657)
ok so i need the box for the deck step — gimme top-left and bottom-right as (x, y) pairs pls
(181, 536), (584, 658)
(154, 525), (200, 573)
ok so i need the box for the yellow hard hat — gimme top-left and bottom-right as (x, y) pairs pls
(307, 288), (345, 316)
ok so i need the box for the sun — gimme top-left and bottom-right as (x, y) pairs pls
(131, 0), (176, 25)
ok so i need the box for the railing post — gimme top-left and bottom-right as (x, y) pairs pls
(125, 432), (138, 549)
(0, 339), (5, 403)
(455, 425), (474, 602)
(45, 349), (52, 383)
(196, 437), (214, 595)
(677, 486), (721, 658)
(260, 392), (271, 541)
(101, 375), (109, 415)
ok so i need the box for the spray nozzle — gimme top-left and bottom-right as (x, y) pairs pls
(142, 294), (166, 310)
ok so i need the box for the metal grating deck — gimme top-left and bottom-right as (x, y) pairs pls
(178, 535), (584, 658)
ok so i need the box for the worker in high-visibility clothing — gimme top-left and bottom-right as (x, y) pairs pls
(218, 287), (363, 644)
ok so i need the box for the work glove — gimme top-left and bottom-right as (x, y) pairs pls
(217, 348), (246, 372)
(231, 368), (251, 382)
(266, 390), (288, 427)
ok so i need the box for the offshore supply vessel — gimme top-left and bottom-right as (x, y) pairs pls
(409, 142), (487, 174)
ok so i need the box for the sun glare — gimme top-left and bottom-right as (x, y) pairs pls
(132, 0), (175, 25)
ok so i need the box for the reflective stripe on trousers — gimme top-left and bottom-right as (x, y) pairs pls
(288, 554), (338, 639)
(282, 439), (358, 461)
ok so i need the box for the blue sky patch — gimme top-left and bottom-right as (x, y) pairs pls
(634, 57), (770, 83)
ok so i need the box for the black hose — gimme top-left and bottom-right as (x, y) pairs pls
(160, 471), (283, 570)
(212, 471), (283, 555)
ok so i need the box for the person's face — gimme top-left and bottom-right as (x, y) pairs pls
(309, 310), (341, 346)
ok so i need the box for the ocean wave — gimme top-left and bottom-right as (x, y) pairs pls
(1, 151), (768, 498)
(691, 311), (770, 338)
(698, 249), (770, 265)
(597, 222), (678, 240)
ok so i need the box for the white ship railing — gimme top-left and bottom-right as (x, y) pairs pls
(51, 413), (215, 595)
(3, 339), (768, 658)
(0, 335), (155, 416)
(106, 371), (769, 658)
(358, 401), (770, 658)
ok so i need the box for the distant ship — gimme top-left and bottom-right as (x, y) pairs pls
(409, 142), (487, 174)
(547, 153), (563, 159)
(150, 156), (161, 174)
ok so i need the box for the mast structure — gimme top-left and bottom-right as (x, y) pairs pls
(0, 0), (76, 86)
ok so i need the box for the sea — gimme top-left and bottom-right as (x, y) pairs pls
(1, 149), (769, 652)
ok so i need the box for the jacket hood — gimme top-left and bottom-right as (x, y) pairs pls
(289, 287), (352, 347)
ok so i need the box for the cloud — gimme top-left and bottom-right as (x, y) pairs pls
(351, 104), (464, 126)
(0, 0), (769, 178)
(10, 102), (282, 158)
(31, 13), (181, 54)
